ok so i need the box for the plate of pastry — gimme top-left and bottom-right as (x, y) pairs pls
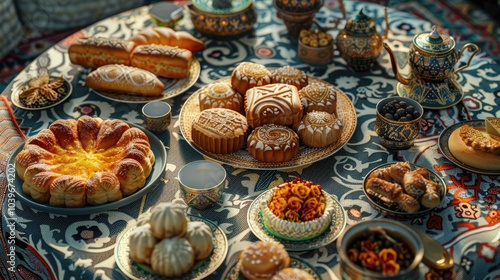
(223, 255), (322, 280)
(10, 74), (72, 110)
(179, 64), (357, 170)
(115, 212), (228, 280)
(7, 117), (168, 215)
(247, 178), (347, 251)
(90, 58), (200, 103)
(363, 162), (446, 219)
(438, 119), (500, 175)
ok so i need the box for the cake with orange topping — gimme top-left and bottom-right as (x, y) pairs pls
(15, 116), (155, 207)
(261, 178), (334, 241)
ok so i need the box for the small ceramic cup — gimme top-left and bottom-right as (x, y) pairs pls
(142, 101), (171, 132)
(337, 219), (424, 280)
(374, 96), (424, 149)
(178, 160), (226, 210)
(298, 40), (334, 66)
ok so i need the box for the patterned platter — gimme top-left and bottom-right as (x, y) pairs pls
(115, 214), (228, 280)
(438, 120), (500, 175)
(179, 77), (357, 170)
(247, 189), (347, 251)
(362, 162), (447, 219)
(92, 58), (200, 103)
(6, 122), (167, 215)
(223, 256), (322, 280)
(11, 77), (72, 110)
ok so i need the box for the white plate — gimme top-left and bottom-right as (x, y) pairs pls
(115, 214), (228, 280)
(179, 76), (357, 170)
(247, 188), (346, 251)
(438, 120), (500, 175)
(11, 77), (72, 110)
(6, 122), (167, 215)
(92, 59), (200, 103)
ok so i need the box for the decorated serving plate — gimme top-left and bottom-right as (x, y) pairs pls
(179, 76), (357, 170)
(115, 214), (228, 280)
(363, 162), (447, 219)
(247, 188), (346, 251)
(438, 120), (500, 175)
(223, 256), (322, 280)
(11, 77), (72, 110)
(92, 58), (200, 103)
(6, 122), (167, 215)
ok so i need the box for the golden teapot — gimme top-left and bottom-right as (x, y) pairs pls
(336, 8), (388, 71)
(383, 26), (480, 109)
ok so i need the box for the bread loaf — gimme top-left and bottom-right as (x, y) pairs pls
(131, 44), (192, 79)
(129, 27), (206, 52)
(86, 64), (164, 96)
(69, 37), (135, 68)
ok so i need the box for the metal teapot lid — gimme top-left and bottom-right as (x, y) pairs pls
(344, 8), (377, 36)
(192, 0), (252, 14)
(413, 25), (456, 54)
(273, 0), (323, 13)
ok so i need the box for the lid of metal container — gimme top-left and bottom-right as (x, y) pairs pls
(344, 8), (377, 36)
(413, 25), (456, 54)
(149, 2), (183, 22)
(410, 225), (454, 270)
(192, 0), (252, 14)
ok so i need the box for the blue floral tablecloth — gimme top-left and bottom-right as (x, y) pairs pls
(1, 1), (499, 279)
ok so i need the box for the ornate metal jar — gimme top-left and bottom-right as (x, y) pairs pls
(185, 0), (256, 37)
(273, 0), (324, 38)
(336, 8), (387, 71)
(384, 26), (479, 82)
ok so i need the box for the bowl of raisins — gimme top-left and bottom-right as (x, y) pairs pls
(337, 219), (424, 280)
(374, 96), (424, 149)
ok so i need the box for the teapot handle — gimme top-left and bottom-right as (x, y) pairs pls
(454, 43), (480, 74)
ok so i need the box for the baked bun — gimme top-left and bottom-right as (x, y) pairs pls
(68, 37), (135, 69)
(295, 111), (343, 148)
(198, 81), (243, 112)
(131, 45), (193, 79)
(150, 237), (195, 277)
(184, 221), (214, 261)
(231, 62), (272, 96)
(448, 124), (500, 171)
(271, 66), (308, 90)
(129, 27), (206, 52)
(86, 64), (164, 96)
(244, 83), (303, 128)
(298, 82), (338, 115)
(239, 241), (290, 280)
(15, 116), (155, 207)
(191, 108), (249, 154)
(271, 268), (315, 280)
(247, 124), (299, 163)
(129, 224), (157, 265)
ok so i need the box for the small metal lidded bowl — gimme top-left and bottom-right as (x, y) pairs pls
(374, 96), (424, 149)
(149, 2), (184, 28)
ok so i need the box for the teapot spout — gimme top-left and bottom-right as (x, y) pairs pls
(383, 42), (411, 85)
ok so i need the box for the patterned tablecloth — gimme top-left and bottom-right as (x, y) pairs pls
(1, 1), (499, 279)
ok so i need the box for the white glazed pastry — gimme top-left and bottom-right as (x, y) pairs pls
(149, 202), (188, 239)
(150, 237), (195, 277)
(184, 221), (214, 260)
(128, 224), (157, 265)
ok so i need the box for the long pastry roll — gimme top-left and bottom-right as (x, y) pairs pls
(85, 64), (164, 96)
(366, 177), (420, 213)
(69, 37), (135, 68)
(131, 45), (192, 79)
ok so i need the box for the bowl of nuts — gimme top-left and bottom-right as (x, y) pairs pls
(298, 28), (335, 65)
(374, 96), (424, 149)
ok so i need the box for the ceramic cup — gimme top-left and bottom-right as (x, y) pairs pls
(374, 96), (424, 149)
(298, 40), (334, 66)
(337, 219), (424, 280)
(178, 160), (226, 210)
(142, 101), (171, 132)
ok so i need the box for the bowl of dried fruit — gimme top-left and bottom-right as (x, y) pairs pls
(298, 27), (334, 66)
(374, 96), (424, 149)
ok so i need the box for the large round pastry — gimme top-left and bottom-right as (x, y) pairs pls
(247, 124), (300, 163)
(298, 82), (338, 115)
(261, 178), (334, 241)
(191, 108), (249, 154)
(272, 268), (315, 280)
(271, 65), (309, 90)
(239, 241), (290, 280)
(15, 115), (155, 207)
(295, 111), (343, 148)
(198, 81), (243, 112)
(231, 62), (272, 96)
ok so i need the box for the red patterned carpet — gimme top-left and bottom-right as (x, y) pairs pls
(0, 0), (499, 92)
